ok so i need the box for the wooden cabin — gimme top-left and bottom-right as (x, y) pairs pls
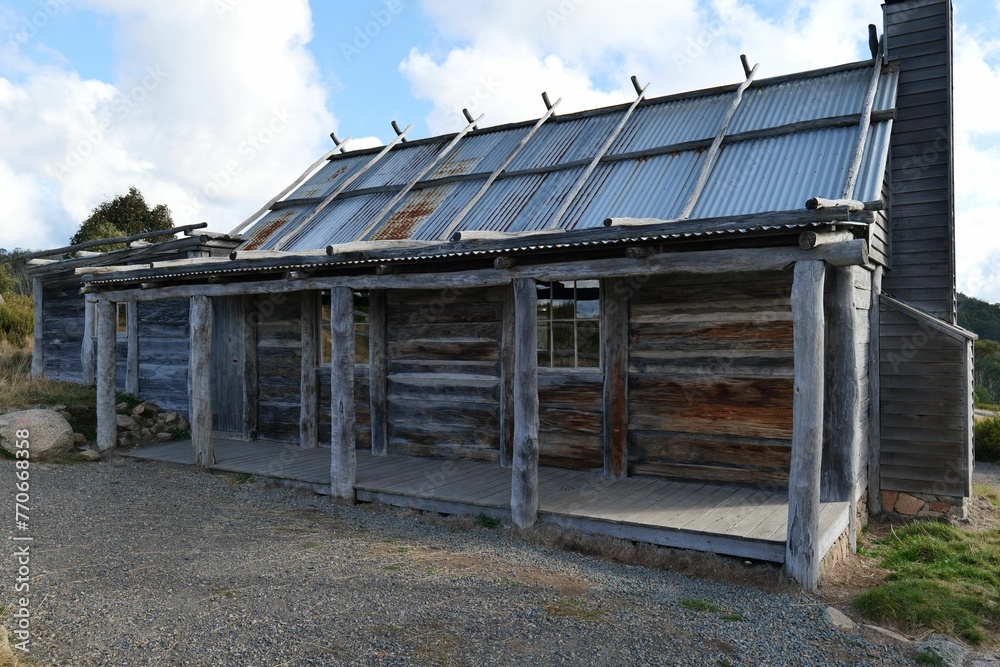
(36, 0), (974, 590)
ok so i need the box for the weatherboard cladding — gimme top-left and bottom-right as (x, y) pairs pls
(235, 61), (897, 254)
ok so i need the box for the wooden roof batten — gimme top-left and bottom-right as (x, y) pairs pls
(269, 125), (414, 250)
(842, 36), (885, 200)
(677, 56), (759, 221)
(355, 112), (485, 243)
(437, 96), (564, 241)
(23, 222), (209, 260)
(545, 76), (650, 230)
(229, 134), (353, 237)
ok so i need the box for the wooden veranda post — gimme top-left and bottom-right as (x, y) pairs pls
(82, 299), (96, 385)
(189, 295), (215, 469)
(368, 289), (388, 456)
(95, 299), (117, 451)
(786, 260), (826, 591)
(299, 291), (319, 448)
(602, 278), (629, 479)
(125, 301), (139, 396)
(31, 278), (44, 379)
(511, 277), (540, 528)
(329, 287), (356, 499)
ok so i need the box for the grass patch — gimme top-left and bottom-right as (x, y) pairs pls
(475, 512), (502, 528)
(0, 341), (96, 414)
(302, 541), (321, 549)
(542, 597), (604, 622)
(914, 650), (946, 667)
(232, 472), (253, 485)
(975, 483), (1000, 510)
(51, 452), (97, 465)
(852, 521), (1000, 643)
(114, 391), (142, 411)
(976, 415), (1000, 463)
(0, 293), (33, 347)
(721, 613), (744, 622)
(680, 598), (722, 613)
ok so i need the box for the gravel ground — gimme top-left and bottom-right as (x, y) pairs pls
(0, 457), (936, 666)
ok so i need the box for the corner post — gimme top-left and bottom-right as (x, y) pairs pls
(786, 259), (826, 591)
(868, 266), (883, 514)
(125, 301), (139, 396)
(31, 278), (44, 379)
(299, 291), (319, 448)
(95, 299), (117, 451)
(189, 295), (215, 469)
(823, 266), (862, 550)
(329, 287), (356, 499)
(511, 278), (539, 528)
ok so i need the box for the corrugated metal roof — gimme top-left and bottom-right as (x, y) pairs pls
(234, 59), (898, 253)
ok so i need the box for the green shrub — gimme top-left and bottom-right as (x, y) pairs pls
(0, 293), (33, 346)
(977, 416), (1000, 463)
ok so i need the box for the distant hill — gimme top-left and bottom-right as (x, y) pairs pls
(958, 293), (1000, 343)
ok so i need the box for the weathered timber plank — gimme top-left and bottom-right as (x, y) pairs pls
(329, 287), (356, 499)
(369, 289), (388, 456)
(300, 291), (319, 448)
(95, 299), (116, 451)
(602, 277), (629, 479)
(511, 277), (540, 529)
(189, 295), (215, 468)
(786, 259), (826, 591)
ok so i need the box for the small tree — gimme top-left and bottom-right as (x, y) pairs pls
(70, 186), (174, 250)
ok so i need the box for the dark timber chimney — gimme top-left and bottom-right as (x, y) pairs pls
(882, 0), (956, 323)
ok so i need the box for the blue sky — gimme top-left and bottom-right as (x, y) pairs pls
(0, 0), (998, 300)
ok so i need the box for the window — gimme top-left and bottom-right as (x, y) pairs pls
(116, 302), (127, 339)
(536, 280), (600, 368)
(320, 290), (369, 365)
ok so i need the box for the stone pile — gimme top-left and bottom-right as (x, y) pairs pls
(115, 401), (189, 449)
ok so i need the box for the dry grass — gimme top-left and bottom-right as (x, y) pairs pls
(0, 341), (95, 413)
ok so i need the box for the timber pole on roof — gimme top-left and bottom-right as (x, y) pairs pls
(329, 286), (357, 499)
(511, 277), (540, 528)
(786, 259), (826, 591)
(95, 299), (117, 452)
(189, 295), (215, 469)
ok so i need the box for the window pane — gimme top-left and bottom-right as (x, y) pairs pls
(552, 321), (574, 367)
(536, 282), (551, 319)
(537, 322), (551, 367)
(354, 323), (369, 364)
(576, 281), (600, 319)
(576, 320), (600, 368)
(551, 280), (575, 319)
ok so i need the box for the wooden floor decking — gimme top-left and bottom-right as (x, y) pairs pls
(120, 438), (850, 564)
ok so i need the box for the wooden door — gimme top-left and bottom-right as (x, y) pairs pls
(211, 296), (246, 434)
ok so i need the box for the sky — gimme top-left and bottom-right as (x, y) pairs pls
(0, 0), (998, 301)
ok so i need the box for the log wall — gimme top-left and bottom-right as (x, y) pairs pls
(627, 271), (795, 486)
(41, 280), (87, 383)
(384, 287), (502, 462)
(255, 295), (302, 442)
(136, 298), (191, 413)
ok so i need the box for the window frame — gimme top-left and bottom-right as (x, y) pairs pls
(319, 290), (370, 367)
(535, 279), (601, 371)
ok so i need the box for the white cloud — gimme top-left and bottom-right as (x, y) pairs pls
(0, 0), (335, 251)
(402, 0), (879, 134)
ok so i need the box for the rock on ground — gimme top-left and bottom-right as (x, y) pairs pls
(0, 409), (74, 462)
